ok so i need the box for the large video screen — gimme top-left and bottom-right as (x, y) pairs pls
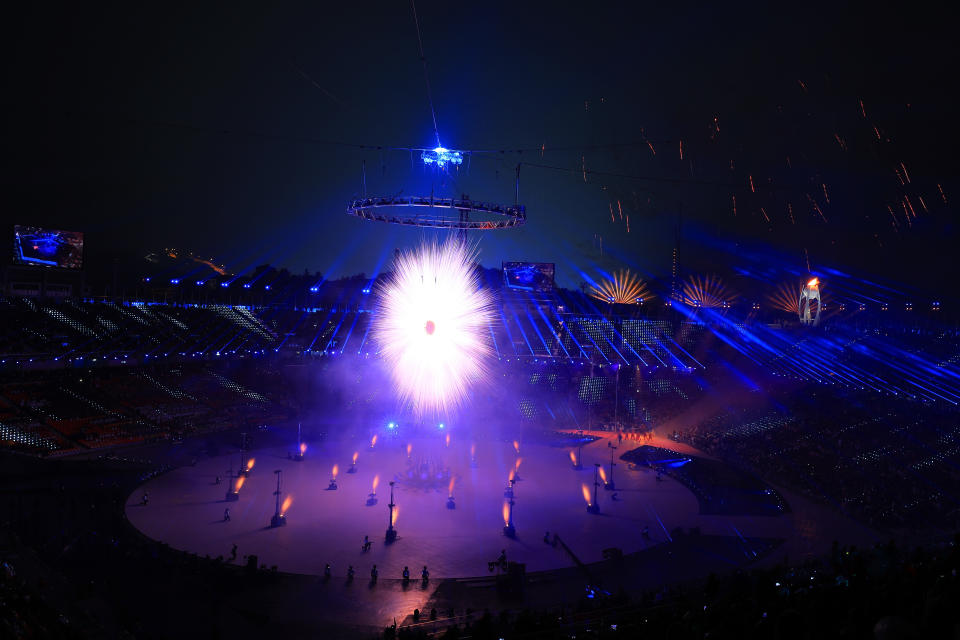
(503, 262), (555, 292)
(13, 225), (84, 269)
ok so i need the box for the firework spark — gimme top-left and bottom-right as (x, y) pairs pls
(373, 240), (494, 414)
(589, 270), (652, 304)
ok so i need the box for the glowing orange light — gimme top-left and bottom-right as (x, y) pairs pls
(280, 495), (292, 515)
(448, 477), (455, 496)
(514, 457), (523, 471)
(391, 505), (399, 527)
(569, 450), (578, 465)
(445, 433), (450, 447)
(598, 466), (608, 483)
(331, 464), (339, 478)
(299, 442), (307, 454)
(406, 443), (413, 457)
(508, 468), (516, 482)
(589, 269), (652, 305)
(682, 274), (736, 308)
(807, 277), (819, 287)
(502, 502), (510, 526)
(235, 476), (245, 491)
(767, 282), (801, 313)
(581, 483), (592, 504)
(470, 443), (476, 458)
(352, 451), (358, 464)
(246, 458), (255, 470)
(513, 440), (520, 454)
(370, 434), (378, 448)
(372, 474), (379, 493)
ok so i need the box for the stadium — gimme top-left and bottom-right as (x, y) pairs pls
(3, 3), (959, 639)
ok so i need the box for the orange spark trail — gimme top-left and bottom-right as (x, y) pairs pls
(938, 184), (948, 203)
(900, 162), (911, 183)
(788, 203), (795, 224)
(646, 140), (656, 156)
(859, 98), (867, 118)
(617, 200), (623, 220)
(904, 195), (916, 218)
(749, 175), (755, 193)
(731, 195), (737, 216)
(918, 195), (928, 212)
(822, 183), (830, 203)
(609, 202), (614, 223)
(760, 207), (770, 223)
(679, 139), (683, 160)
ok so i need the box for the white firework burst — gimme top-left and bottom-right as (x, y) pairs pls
(372, 240), (494, 414)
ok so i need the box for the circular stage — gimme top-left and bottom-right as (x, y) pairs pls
(125, 431), (808, 579)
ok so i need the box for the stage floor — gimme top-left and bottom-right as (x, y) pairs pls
(124, 430), (858, 580)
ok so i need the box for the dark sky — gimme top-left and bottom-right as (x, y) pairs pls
(4, 2), (957, 292)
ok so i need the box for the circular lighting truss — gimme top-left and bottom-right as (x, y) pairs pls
(347, 196), (526, 230)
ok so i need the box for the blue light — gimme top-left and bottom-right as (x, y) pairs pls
(310, 286), (319, 293)
(387, 421), (397, 430)
(170, 278), (179, 285)
(195, 280), (204, 286)
(421, 146), (463, 167)
(144, 277), (151, 282)
(264, 285), (271, 290)
(361, 288), (371, 294)
(221, 282), (229, 288)
(243, 283), (251, 289)
(438, 423), (445, 430)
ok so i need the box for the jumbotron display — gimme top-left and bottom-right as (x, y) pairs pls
(13, 225), (84, 269)
(372, 240), (495, 414)
(503, 262), (555, 292)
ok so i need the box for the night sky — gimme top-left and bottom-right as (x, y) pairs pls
(5, 3), (957, 293)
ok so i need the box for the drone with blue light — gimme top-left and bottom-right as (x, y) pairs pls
(420, 146), (463, 168)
